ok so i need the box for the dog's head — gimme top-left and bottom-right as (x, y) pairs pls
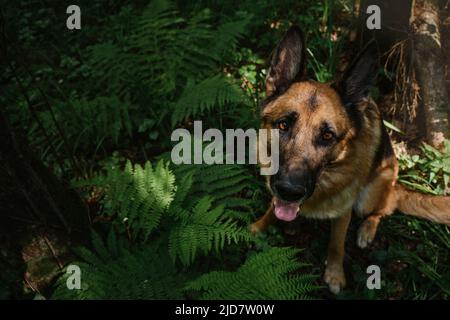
(261, 26), (378, 221)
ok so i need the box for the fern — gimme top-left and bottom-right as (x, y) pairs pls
(165, 164), (256, 266)
(52, 231), (185, 300)
(212, 18), (252, 56)
(52, 233), (320, 300)
(56, 156), (318, 299)
(90, 160), (176, 240)
(157, 143), (262, 213)
(186, 247), (320, 299)
(27, 0), (251, 158)
(76, 159), (254, 264)
(171, 75), (245, 126)
(170, 162), (260, 228)
(171, 163), (257, 209)
(168, 196), (251, 266)
(59, 96), (132, 149)
(86, 0), (250, 129)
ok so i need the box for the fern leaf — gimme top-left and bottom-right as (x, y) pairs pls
(52, 232), (185, 300)
(186, 247), (321, 300)
(171, 75), (244, 126)
(168, 196), (251, 266)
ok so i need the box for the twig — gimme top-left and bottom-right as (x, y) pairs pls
(42, 234), (64, 269)
(24, 277), (41, 296)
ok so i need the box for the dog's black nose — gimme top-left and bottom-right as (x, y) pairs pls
(273, 181), (306, 202)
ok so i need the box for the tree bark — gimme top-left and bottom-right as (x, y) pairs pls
(0, 109), (89, 233)
(412, 0), (450, 149)
(0, 109), (90, 296)
(358, 0), (449, 149)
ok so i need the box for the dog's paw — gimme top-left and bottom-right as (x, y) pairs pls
(324, 264), (346, 295)
(357, 218), (378, 248)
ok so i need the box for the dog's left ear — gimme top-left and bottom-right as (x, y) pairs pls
(265, 25), (306, 97)
(339, 41), (379, 106)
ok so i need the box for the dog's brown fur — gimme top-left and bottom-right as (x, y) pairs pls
(251, 26), (450, 294)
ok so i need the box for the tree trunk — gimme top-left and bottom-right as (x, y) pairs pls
(412, 0), (450, 149)
(0, 109), (89, 296)
(358, 0), (449, 149)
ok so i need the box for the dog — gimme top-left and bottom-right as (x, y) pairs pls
(251, 25), (450, 294)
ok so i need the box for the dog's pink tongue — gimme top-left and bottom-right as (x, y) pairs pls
(274, 198), (300, 221)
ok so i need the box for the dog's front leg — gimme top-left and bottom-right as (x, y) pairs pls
(324, 210), (351, 294)
(250, 200), (276, 234)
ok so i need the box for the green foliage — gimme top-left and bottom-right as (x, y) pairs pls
(53, 95), (133, 153)
(52, 231), (186, 299)
(3, 0), (252, 167)
(171, 162), (258, 211)
(167, 162), (263, 265)
(301, 0), (349, 82)
(52, 231), (320, 300)
(168, 196), (250, 266)
(186, 247), (320, 299)
(75, 159), (254, 264)
(51, 159), (320, 299)
(82, 160), (176, 240)
(86, 0), (251, 130)
(171, 75), (246, 126)
(398, 140), (450, 195)
(78, 161), (250, 265)
(388, 245), (450, 296)
(362, 140), (450, 299)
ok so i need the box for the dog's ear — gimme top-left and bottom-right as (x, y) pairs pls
(339, 41), (379, 106)
(265, 25), (306, 97)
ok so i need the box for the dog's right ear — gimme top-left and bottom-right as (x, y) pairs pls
(265, 25), (306, 97)
(339, 41), (379, 107)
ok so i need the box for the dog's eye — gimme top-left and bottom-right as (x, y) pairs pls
(277, 120), (289, 131)
(322, 131), (334, 141)
(318, 130), (336, 146)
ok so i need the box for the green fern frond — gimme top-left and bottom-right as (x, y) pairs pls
(186, 247), (320, 300)
(51, 95), (132, 152)
(212, 17), (252, 55)
(171, 163), (256, 208)
(52, 231), (185, 300)
(82, 160), (176, 240)
(75, 158), (254, 267)
(168, 196), (251, 266)
(171, 75), (245, 126)
(83, 0), (250, 130)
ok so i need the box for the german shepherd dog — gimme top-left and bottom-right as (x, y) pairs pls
(251, 26), (450, 294)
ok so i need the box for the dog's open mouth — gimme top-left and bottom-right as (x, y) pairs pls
(273, 198), (300, 221)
